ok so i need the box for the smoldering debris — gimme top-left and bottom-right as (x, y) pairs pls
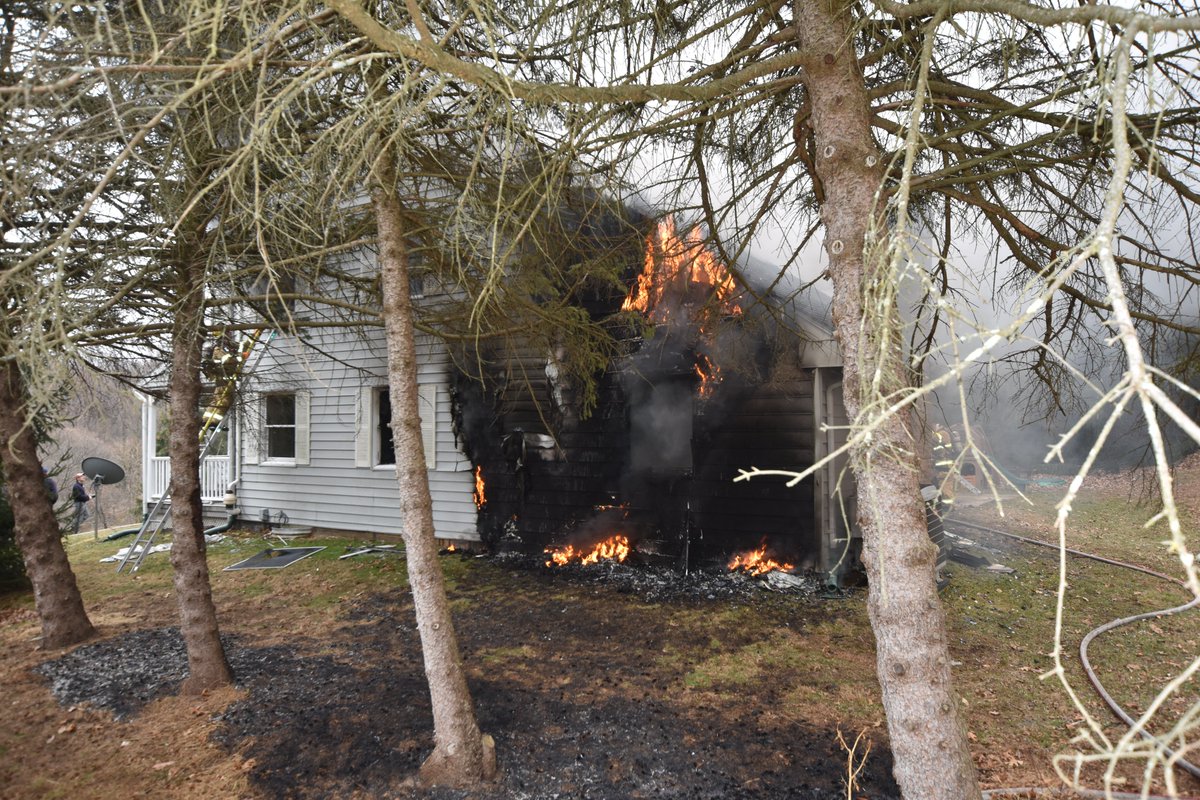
(494, 552), (825, 602)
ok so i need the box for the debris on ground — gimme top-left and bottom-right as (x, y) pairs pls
(99, 543), (172, 563)
(491, 551), (824, 602)
(338, 544), (402, 560)
(223, 547), (326, 571)
(763, 570), (813, 591)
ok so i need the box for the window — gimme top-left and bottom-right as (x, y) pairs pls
(245, 390), (308, 466)
(356, 384), (436, 469)
(265, 393), (296, 460)
(377, 388), (395, 466)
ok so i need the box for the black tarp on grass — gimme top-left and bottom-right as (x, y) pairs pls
(223, 546), (326, 571)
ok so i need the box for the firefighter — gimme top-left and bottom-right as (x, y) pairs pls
(931, 423), (957, 501)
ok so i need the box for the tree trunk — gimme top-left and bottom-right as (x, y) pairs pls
(373, 161), (497, 788)
(166, 260), (234, 693)
(795, 2), (982, 798)
(0, 359), (96, 649)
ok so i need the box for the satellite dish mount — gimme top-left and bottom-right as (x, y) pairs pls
(81, 457), (125, 540)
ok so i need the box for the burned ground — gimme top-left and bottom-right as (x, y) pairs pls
(8, 469), (1200, 799)
(20, 550), (896, 800)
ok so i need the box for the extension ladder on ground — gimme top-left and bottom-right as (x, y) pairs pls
(117, 329), (273, 573)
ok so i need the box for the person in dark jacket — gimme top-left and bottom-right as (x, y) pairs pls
(71, 473), (91, 534)
(42, 467), (57, 505)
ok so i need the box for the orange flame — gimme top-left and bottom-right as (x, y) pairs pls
(728, 542), (796, 577)
(622, 217), (742, 324)
(545, 534), (632, 567)
(694, 353), (720, 400)
(473, 466), (486, 509)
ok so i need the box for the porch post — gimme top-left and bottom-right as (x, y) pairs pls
(139, 393), (157, 510)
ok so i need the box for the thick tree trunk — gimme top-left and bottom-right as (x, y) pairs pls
(166, 263), (233, 693)
(795, 2), (982, 798)
(0, 359), (96, 649)
(373, 166), (497, 788)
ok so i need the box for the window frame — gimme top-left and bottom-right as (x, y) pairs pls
(376, 387), (396, 468)
(263, 392), (298, 463)
(356, 384), (436, 470)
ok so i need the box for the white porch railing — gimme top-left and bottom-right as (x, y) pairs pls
(147, 456), (229, 503)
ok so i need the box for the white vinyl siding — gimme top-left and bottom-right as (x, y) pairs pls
(237, 321), (477, 542)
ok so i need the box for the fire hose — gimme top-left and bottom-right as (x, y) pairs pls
(948, 518), (1200, 799)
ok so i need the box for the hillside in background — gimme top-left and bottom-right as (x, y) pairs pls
(44, 371), (143, 529)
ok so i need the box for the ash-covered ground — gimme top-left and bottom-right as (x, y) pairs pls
(34, 556), (896, 800)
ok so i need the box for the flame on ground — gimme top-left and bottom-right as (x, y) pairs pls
(545, 534), (632, 567)
(622, 217), (743, 324)
(727, 542), (796, 576)
(473, 466), (486, 509)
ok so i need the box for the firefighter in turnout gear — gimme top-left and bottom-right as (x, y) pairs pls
(931, 423), (957, 502)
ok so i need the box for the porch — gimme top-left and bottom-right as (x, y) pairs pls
(145, 456), (230, 504)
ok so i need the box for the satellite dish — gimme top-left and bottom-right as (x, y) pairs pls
(81, 457), (125, 485)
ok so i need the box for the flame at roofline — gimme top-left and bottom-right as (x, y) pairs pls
(621, 217), (744, 324)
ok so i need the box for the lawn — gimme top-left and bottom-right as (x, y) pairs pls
(1, 465), (1198, 799)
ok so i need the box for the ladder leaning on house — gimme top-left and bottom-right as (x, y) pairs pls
(117, 329), (272, 573)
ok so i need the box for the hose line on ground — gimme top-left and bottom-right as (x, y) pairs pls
(948, 517), (1200, 796)
(982, 788), (1200, 799)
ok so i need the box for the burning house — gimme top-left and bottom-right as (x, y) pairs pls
(454, 217), (860, 582)
(137, 211), (871, 585)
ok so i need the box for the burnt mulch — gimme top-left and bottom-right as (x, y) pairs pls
(33, 627), (297, 721)
(33, 557), (898, 800)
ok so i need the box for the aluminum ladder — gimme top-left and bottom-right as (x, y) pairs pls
(117, 329), (272, 573)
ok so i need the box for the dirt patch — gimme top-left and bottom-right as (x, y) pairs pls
(4, 551), (897, 800)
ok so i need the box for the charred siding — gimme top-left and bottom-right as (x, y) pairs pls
(456, 337), (824, 566)
(455, 349), (631, 548)
(691, 376), (818, 565)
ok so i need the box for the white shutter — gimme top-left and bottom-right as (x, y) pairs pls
(242, 395), (262, 465)
(294, 391), (310, 465)
(418, 384), (437, 470)
(355, 386), (373, 467)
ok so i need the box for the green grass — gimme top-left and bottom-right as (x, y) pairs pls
(948, 487), (1200, 758)
(477, 644), (538, 665)
(682, 629), (811, 689)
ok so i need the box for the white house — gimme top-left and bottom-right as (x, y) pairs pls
(140, 249), (480, 544)
(136, 228), (892, 583)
